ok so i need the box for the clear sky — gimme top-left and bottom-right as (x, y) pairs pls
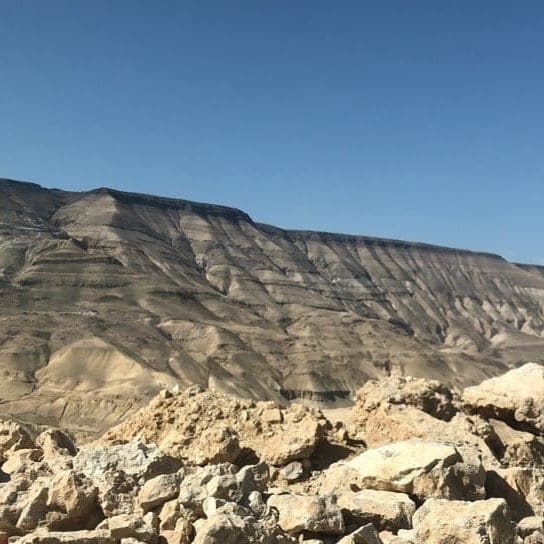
(1, 2), (542, 263)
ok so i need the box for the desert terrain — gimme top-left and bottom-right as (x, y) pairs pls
(1, 178), (544, 543)
(0, 363), (543, 543)
(1, 178), (544, 437)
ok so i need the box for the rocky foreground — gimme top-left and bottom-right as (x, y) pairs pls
(0, 363), (543, 544)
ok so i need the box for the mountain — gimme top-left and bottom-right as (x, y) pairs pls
(1, 178), (543, 438)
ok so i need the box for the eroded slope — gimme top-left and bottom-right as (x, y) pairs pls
(0, 178), (543, 437)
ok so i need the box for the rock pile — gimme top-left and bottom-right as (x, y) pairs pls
(98, 386), (351, 468)
(0, 363), (543, 544)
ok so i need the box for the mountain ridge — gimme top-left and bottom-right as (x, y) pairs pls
(1, 177), (543, 439)
(0, 177), (509, 258)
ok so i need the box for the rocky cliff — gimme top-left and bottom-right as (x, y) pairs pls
(1, 178), (543, 437)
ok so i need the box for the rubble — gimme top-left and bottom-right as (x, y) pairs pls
(0, 363), (542, 543)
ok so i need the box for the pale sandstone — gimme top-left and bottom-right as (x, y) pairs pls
(337, 489), (416, 531)
(336, 523), (384, 544)
(413, 498), (516, 544)
(344, 439), (485, 500)
(463, 363), (544, 435)
(267, 493), (344, 535)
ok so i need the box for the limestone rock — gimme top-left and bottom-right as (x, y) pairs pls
(46, 470), (101, 529)
(138, 473), (180, 512)
(490, 418), (544, 467)
(3, 363), (544, 544)
(352, 376), (458, 427)
(202, 498), (251, 519)
(267, 493), (344, 534)
(36, 429), (77, 459)
(236, 462), (270, 494)
(343, 439), (485, 501)
(204, 473), (244, 504)
(2, 449), (44, 475)
(178, 463), (237, 516)
(191, 510), (288, 544)
(98, 513), (159, 543)
(525, 532), (544, 544)
(0, 421), (34, 463)
(413, 498), (515, 544)
(260, 417), (324, 466)
(349, 400), (499, 468)
(18, 530), (115, 544)
(487, 467), (544, 520)
(463, 363), (544, 435)
(17, 484), (49, 531)
(336, 524), (384, 544)
(278, 461), (304, 483)
(163, 426), (241, 466)
(160, 528), (193, 544)
(73, 442), (179, 517)
(73, 442), (177, 481)
(519, 517), (544, 539)
(337, 489), (416, 531)
(99, 390), (331, 467)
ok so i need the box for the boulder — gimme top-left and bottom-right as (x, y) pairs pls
(46, 470), (101, 530)
(336, 524), (384, 544)
(412, 498), (515, 544)
(73, 442), (178, 481)
(17, 530), (115, 544)
(176, 463), (268, 518)
(138, 473), (180, 512)
(36, 429), (77, 459)
(351, 376), (458, 429)
(488, 419), (544, 467)
(160, 528), (193, 544)
(342, 439), (485, 501)
(162, 426), (241, 466)
(463, 363), (544, 435)
(487, 467), (544, 520)
(348, 384), (499, 470)
(259, 417), (324, 466)
(518, 517), (544, 538)
(278, 461), (305, 482)
(191, 511), (285, 544)
(236, 462), (270, 494)
(98, 513), (159, 543)
(337, 489), (416, 531)
(73, 442), (179, 517)
(267, 493), (344, 535)
(525, 532), (544, 544)
(2, 449), (44, 475)
(202, 498), (251, 518)
(178, 464), (237, 517)
(0, 474), (34, 534)
(0, 421), (34, 463)
(17, 484), (49, 531)
(99, 389), (332, 468)
(159, 501), (195, 531)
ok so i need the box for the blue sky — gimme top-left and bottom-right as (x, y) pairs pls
(1, 1), (542, 263)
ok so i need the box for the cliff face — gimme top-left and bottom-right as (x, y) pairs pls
(1, 178), (543, 437)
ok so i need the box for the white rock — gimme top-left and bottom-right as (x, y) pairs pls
(267, 493), (344, 534)
(413, 498), (515, 544)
